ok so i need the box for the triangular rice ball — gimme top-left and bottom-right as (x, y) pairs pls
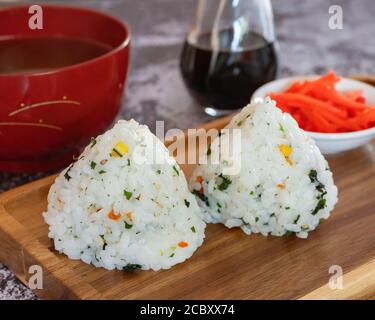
(44, 120), (205, 270)
(190, 98), (338, 238)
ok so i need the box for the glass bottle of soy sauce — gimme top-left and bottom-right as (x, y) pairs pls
(180, 0), (278, 116)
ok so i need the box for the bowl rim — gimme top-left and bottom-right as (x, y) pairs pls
(252, 75), (375, 140)
(0, 4), (131, 77)
(306, 126), (375, 140)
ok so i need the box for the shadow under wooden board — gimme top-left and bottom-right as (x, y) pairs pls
(1, 76), (375, 300)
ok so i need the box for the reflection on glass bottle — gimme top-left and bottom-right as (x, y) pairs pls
(180, 0), (278, 116)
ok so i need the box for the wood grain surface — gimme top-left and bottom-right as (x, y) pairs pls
(0, 131), (374, 299)
(0, 76), (374, 300)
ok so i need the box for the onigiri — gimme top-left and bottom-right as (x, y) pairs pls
(190, 98), (338, 239)
(44, 120), (205, 271)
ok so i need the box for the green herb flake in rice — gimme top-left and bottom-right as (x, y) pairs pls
(100, 235), (107, 250)
(125, 221), (133, 229)
(217, 174), (232, 191)
(192, 189), (210, 207)
(90, 137), (97, 148)
(173, 165), (179, 176)
(184, 199), (190, 208)
(123, 264), (142, 271)
(124, 190), (133, 200)
(206, 144), (212, 156)
(64, 164), (74, 181)
(284, 231), (295, 237)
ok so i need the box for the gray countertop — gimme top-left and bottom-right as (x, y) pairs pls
(0, 0), (374, 299)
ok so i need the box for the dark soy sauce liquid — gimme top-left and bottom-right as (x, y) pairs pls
(180, 29), (278, 110)
(0, 37), (112, 75)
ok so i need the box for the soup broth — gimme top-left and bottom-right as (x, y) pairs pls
(0, 37), (112, 75)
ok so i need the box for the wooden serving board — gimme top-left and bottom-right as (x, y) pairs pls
(1, 127), (375, 300)
(1, 76), (375, 300)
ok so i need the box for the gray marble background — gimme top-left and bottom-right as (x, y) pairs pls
(0, 0), (374, 299)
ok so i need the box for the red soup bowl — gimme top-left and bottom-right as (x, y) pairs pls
(0, 5), (130, 172)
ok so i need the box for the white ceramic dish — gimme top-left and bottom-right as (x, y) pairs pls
(252, 76), (375, 154)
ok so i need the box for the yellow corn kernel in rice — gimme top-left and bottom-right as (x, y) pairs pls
(111, 141), (129, 157)
(278, 144), (292, 158)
